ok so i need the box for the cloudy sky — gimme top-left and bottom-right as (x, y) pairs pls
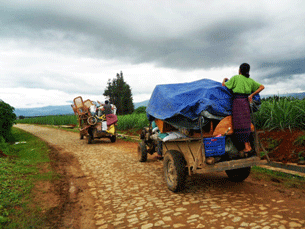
(1, 0), (305, 108)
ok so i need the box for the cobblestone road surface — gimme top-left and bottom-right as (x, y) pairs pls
(16, 124), (305, 229)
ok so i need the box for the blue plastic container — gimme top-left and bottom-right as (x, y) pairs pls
(203, 136), (226, 157)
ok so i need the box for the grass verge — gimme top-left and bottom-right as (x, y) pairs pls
(252, 166), (305, 189)
(0, 127), (55, 229)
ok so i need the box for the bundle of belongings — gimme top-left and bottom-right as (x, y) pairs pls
(90, 104), (118, 133)
(146, 78), (261, 142)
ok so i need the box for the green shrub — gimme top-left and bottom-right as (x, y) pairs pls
(298, 151), (305, 161)
(0, 101), (16, 142)
(133, 106), (147, 114)
(293, 133), (305, 147)
(0, 136), (9, 155)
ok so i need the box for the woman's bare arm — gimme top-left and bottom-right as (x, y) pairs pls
(248, 84), (265, 103)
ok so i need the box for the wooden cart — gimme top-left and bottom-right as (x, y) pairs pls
(72, 96), (117, 144)
(138, 116), (267, 192)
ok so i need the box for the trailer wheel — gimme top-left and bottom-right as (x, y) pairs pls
(138, 142), (147, 162)
(163, 150), (187, 192)
(225, 167), (251, 182)
(110, 135), (116, 143)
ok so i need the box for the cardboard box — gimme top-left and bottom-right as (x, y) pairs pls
(155, 119), (176, 133)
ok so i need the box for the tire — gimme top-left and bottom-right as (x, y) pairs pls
(163, 150), (187, 192)
(138, 142), (148, 162)
(110, 135), (116, 143)
(225, 167), (251, 182)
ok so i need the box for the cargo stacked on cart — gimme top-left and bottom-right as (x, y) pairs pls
(138, 79), (266, 192)
(71, 96), (117, 144)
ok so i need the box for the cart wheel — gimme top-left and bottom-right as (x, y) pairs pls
(225, 167), (251, 182)
(138, 142), (148, 162)
(110, 135), (116, 143)
(163, 150), (187, 192)
(87, 134), (93, 144)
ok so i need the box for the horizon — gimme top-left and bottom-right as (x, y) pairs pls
(13, 91), (305, 111)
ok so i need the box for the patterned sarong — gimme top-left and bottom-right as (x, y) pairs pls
(232, 93), (251, 143)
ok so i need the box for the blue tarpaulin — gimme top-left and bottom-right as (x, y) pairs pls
(146, 79), (260, 122)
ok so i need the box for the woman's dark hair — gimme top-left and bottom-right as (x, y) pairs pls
(105, 100), (109, 104)
(239, 63), (250, 78)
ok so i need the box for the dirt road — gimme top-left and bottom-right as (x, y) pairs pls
(16, 124), (305, 229)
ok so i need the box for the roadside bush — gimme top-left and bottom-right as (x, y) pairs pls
(0, 136), (9, 155)
(293, 133), (305, 147)
(0, 100), (16, 142)
(133, 106), (147, 114)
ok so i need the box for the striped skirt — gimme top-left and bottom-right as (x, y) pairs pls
(232, 93), (251, 143)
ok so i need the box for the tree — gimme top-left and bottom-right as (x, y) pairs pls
(103, 71), (134, 115)
(0, 100), (16, 142)
(134, 106), (147, 114)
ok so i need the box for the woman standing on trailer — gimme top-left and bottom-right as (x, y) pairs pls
(222, 63), (265, 156)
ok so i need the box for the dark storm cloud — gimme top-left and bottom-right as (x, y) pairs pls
(2, 68), (99, 94)
(261, 58), (305, 79)
(139, 18), (266, 69)
(1, 1), (305, 87)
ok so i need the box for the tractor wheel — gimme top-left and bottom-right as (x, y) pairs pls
(225, 167), (251, 182)
(163, 150), (187, 192)
(138, 142), (148, 162)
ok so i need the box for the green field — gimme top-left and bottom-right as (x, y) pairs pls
(254, 97), (305, 131)
(16, 97), (305, 131)
(16, 113), (150, 131)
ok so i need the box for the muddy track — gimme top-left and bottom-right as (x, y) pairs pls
(16, 124), (305, 229)
(45, 146), (96, 228)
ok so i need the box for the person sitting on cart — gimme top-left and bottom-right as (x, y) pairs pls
(100, 100), (113, 115)
(222, 63), (265, 157)
(98, 100), (118, 126)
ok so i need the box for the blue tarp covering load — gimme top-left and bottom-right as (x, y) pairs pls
(146, 79), (260, 124)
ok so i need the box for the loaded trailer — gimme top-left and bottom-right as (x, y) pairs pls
(71, 96), (117, 144)
(138, 79), (267, 192)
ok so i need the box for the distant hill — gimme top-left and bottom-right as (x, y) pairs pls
(14, 105), (73, 117)
(15, 100), (150, 117)
(134, 100), (149, 108)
